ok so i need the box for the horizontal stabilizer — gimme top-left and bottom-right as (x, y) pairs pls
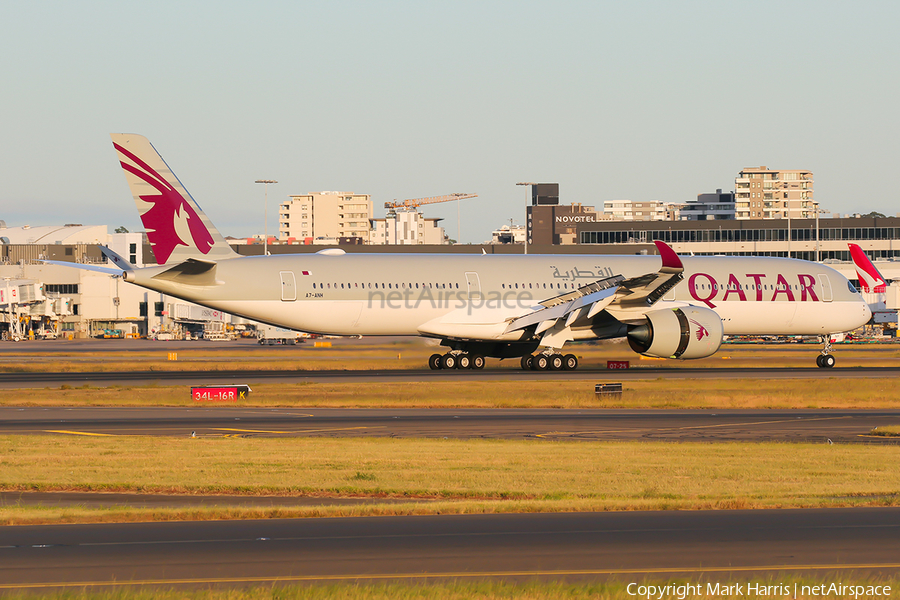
(39, 260), (125, 276)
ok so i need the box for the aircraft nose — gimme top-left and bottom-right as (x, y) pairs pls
(862, 301), (873, 323)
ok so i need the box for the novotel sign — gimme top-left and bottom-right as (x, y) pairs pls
(555, 215), (596, 223)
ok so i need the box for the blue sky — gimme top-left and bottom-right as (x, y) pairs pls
(2, 1), (898, 243)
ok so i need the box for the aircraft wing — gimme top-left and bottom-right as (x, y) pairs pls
(503, 275), (623, 334)
(607, 240), (684, 308)
(504, 241), (684, 337)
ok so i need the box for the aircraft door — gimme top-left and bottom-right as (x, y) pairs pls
(465, 272), (482, 301)
(817, 274), (833, 302)
(280, 271), (297, 301)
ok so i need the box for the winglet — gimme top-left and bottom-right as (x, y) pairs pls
(654, 241), (683, 272)
(848, 243), (887, 293)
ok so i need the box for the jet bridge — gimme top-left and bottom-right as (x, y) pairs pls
(1, 278), (71, 341)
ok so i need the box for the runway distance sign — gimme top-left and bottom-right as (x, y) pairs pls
(191, 385), (252, 402)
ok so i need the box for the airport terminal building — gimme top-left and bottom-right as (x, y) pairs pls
(4, 208), (900, 339)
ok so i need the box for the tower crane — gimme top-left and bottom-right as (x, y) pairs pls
(384, 193), (477, 211)
(383, 193), (478, 244)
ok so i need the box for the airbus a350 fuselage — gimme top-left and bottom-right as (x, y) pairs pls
(126, 251), (868, 339)
(56, 133), (871, 371)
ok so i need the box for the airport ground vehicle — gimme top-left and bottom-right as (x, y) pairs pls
(257, 325), (305, 345)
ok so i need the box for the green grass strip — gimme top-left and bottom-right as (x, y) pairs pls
(1, 436), (899, 524)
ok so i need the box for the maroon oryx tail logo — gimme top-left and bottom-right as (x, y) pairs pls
(690, 319), (709, 341)
(114, 142), (214, 264)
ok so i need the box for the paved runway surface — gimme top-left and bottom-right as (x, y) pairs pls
(3, 407), (899, 443)
(1, 508), (899, 590)
(2, 365), (900, 388)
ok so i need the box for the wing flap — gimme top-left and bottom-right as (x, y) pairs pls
(504, 241), (686, 339)
(504, 275), (622, 334)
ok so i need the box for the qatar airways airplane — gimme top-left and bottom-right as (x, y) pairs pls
(68, 134), (872, 370)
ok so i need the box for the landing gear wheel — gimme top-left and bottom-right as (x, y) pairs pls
(521, 355), (533, 370)
(532, 354), (550, 371)
(428, 353), (443, 370)
(457, 354), (472, 369)
(549, 354), (564, 371)
(440, 354), (457, 370)
(817, 337), (835, 369)
(563, 354), (578, 370)
(471, 355), (486, 370)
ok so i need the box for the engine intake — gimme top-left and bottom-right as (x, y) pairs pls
(627, 306), (723, 359)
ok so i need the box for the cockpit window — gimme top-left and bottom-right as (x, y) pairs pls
(848, 281), (858, 294)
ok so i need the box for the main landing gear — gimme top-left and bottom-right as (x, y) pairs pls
(520, 352), (578, 371)
(429, 352), (486, 370)
(816, 338), (836, 369)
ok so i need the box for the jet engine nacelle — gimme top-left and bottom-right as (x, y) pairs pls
(627, 306), (723, 359)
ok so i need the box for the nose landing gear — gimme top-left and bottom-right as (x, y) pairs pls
(816, 338), (836, 368)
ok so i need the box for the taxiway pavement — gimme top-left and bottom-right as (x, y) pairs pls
(2, 407), (899, 443)
(1, 508), (899, 590)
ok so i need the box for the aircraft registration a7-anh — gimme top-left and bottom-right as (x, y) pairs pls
(85, 134), (872, 370)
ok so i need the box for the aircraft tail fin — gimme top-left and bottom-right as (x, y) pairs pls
(110, 134), (238, 266)
(848, 243), (887, 293)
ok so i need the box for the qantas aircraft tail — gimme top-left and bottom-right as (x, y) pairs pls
(110, 134), (238, 266)
(848, 243), (887, 293)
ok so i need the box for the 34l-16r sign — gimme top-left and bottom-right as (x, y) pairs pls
(191, 385), (252, 402)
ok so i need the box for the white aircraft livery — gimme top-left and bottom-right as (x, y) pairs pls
(83, 134), (872, 370)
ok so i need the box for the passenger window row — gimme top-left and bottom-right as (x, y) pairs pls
(312, 282), (461, 290)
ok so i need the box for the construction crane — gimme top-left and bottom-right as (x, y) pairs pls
(384, 193), (477, 211)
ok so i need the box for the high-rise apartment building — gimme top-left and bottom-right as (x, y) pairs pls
(734, 167), (814, 220)
(279, 192), (372, 243)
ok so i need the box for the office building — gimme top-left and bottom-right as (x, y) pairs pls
(602, 200), (680, 221)
(490, 225), (527, 244)
(680, 189), (736, 221)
